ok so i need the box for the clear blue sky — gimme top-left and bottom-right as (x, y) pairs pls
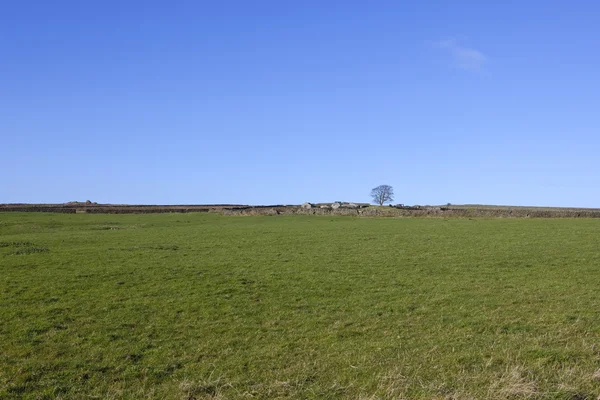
(2, 1), (599, 206)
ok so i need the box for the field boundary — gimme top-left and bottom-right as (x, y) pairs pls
(2, 203), (600, 218)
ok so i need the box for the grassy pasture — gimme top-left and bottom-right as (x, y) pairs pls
(2, 212), (600, 399)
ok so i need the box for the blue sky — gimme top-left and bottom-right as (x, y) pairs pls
(2, 1), (599, 206)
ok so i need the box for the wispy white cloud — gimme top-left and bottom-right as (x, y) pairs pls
(434, 38), (487, 71)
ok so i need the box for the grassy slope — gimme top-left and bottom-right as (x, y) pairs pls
(1, 213), (600, 399)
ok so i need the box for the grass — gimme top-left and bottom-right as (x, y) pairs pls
(1, 212), (600, 399)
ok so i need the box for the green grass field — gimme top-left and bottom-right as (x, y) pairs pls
(2, 213), (600, 399)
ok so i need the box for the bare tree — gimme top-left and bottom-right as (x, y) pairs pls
(371, 185), (394, 206)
